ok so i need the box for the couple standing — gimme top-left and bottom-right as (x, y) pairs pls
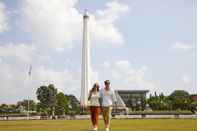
(88, 80), (117, 131)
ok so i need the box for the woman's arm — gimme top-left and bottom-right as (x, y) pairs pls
(99, 91), (103, 107)
(88, 91), (92, 100)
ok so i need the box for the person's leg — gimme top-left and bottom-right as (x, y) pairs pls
(102, 107), (107, 125)
(95, 107), (100, 128)
(102, 107), (111, 129)
(93, 107), (97, 128)
(90, 107), (95, 127)
(103, 107), (112, 130)
(106, 107), (112, 128)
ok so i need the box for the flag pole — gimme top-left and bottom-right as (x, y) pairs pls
(27, 65), (32, 120)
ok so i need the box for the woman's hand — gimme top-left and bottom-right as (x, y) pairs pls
(100, 106), (103, 113)
(88, 90), (92, 100)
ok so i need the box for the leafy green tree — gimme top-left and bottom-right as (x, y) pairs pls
(66, 95), (80, 115)
(147, 92), (171, 110)
(169, 90), (191, 110)
(17, 100), (36, 111)
(0, 104), (20, 114)
(0, 104), (8, 109)
(36, 84), (57, 117)
(55, 92), (69, 115)
(36, 102), (49, 116)
(36, 86), (49, 109)
(190, 101), (197, 113)
(0, 104), (8, 113)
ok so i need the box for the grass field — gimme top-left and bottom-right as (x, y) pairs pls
(0, 119), (197, 131)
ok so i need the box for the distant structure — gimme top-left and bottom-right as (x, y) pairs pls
(190, 94), (197, 101)
(113, 91), (128, 114)
(117, 90), (149, 111)
(190, 94), (197, 113)
(80, 11), (91, 107)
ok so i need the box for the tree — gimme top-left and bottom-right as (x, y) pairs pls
(169, 90), (191, 110)
(147, 92), (171, 110)
(0, 104), (20, 114)
(190, 101), (197, 113)
(0, 104), (8, 109)
(36, 84), (57, 117)
(66, 95), (80, 114)
(17, 100), (36, 111)
(0, 104), (8, 113)
(55, 92), (69, 115)
(36, 86), (49, 109)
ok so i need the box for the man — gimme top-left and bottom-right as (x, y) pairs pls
(100, 80), (117, 131)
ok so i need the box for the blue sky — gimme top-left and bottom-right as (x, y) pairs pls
(0, 0), (197, 103)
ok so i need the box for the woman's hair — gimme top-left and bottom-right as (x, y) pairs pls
(91, 83), (100, 92)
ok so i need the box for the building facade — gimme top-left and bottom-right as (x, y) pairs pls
(190, 94), (197, 101)
(117, 90), (149, 111)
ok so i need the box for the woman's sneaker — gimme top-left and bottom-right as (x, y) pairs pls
(105, 128), (109, 131)
(93, 127), (97, 131)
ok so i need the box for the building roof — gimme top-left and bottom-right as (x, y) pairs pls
(116, 90), (149, 93)
(190, 94), (197, 96)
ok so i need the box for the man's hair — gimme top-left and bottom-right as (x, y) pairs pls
(104, 80), (110, 85)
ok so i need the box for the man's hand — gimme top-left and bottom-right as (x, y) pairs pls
(114, 101), (117, 107)
(114, 101), (118, 113)
(100, 106), (103, 113)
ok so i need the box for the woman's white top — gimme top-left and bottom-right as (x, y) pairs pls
(89, 92), (100, 107)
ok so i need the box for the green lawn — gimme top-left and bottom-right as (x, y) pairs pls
(0, 119), (197, 131)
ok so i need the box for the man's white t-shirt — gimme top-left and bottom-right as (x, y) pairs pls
(100, 87), (117, 107)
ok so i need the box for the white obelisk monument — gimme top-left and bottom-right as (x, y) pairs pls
(80, 11), (90, 107)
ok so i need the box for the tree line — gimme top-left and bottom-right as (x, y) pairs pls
(1, 85), (197, 116)
(147, 90), (197, 113)
(0, 84), (80, 117)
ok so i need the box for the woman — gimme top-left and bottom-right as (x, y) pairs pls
(88, 83), (101, 131)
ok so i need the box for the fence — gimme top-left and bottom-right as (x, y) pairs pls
(0, 114), (197, 120)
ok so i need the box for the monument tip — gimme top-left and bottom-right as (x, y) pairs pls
(84, 9), (89, 18)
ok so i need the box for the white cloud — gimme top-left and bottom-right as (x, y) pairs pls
(96, 60), (156, 92)
(182, 75), (191, 85)
(0, 62), (81, 103)
(0, 1), (9, 32)
(90, 68), (99, 87)
(0, 42), (81, 103)
(172, 42), (195, 51)
(32, 66), (80, 94)
(97, 1), (129, 22)
(21, 0), (81, 49)
(102, 61), (111, 68)
(21, 0), (128, 49)
(0, 0), (130, 103)
(90, 1), (129, 45)
(0, 43), (35, 63)
(115, 60), (131, 71)
(0, 42), (83, 103)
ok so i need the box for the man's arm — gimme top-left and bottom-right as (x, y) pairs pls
(112, 90), (117, 108)
(112, 90), (117, 102)
(99, 90), (103, 107)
